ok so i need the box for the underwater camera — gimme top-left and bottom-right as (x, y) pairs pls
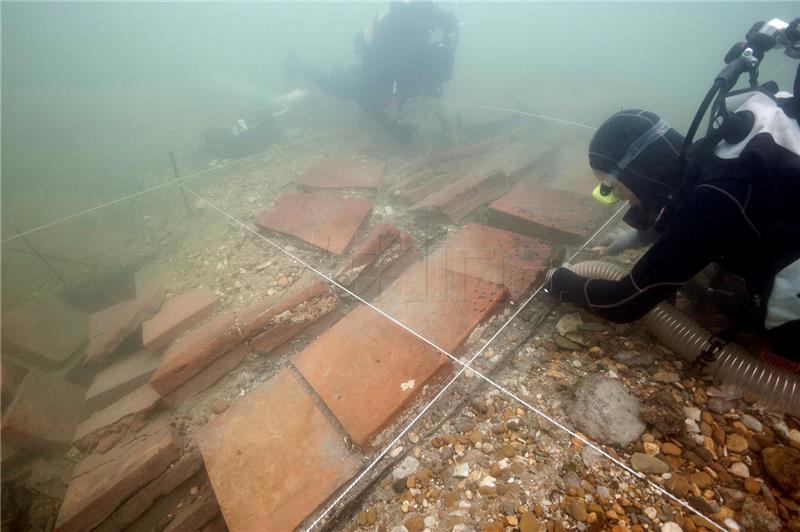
(202, 109), (281, 159)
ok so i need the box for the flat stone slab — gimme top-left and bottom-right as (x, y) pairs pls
(429, 223), (557, 300)
(195, 369), (360, 532)
(149, 312), (242, 397)
(86, 290), (165, 365)
(1, 295), (88, 369)
(1, 371), (87, 457)
(142, 288), (219, 352)
(85, 350), (161, 411)
(73, 384), (162, 448)
(254, 192), (372, 255)
(56, 417), (180, 532)
(489, 182), (612, 244)
(296, 156), (386, 190)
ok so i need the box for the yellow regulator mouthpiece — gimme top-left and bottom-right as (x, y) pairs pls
(592, 182), (620, 204)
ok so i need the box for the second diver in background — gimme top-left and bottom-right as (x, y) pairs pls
(286, 1), (458, 141)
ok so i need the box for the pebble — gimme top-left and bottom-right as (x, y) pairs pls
(582, 445), (603, 468)
(661, 442), (682, 456)
(566, 498), (588, 522)
(740, 414), (763, 433)
(690, 471), (713, 489)
(631, 453), (670, 474)
(708, 398), (734, 414)
(653, 371), (679, 384)
(683, 407), (701, 422)
(210, 397), (229, 415)
(612, 350), (656, 368)
(726, 433), (749, 453)
(729, 462), (750, 478)
(393, 456), (420, 480)
(644, 507), (657, 520)
(743, 478), (761, 494)
(556, 313), (583, 335)
(661, 522), (683, 532)
(452, 463), (470, 478)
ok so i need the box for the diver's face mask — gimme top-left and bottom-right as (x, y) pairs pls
(591, 118), (671, 205)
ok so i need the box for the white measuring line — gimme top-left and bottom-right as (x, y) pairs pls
(451, 102), (599, 131)
(178, 184), (722, 532)
(0, 131), (331, 245)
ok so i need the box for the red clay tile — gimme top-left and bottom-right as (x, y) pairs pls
(489, 182), (612, 244)
(149, 312), (241, 397)
(295, 260), (506, 449)
(294, 303), (452, 450)
(296, 156), (386, 190)
(1, 371), (87, 457)
(142, 288), (219, 352)
(162, 343), (250, 409)
(376, 262), (508, 355)
(195, 369), (360, 532)
(356, 233), (421, 299)
(254, 192), (372, 255)
(428, 134), (508, 164)
(336, 224), (402, 285)
(162, 473), (220, 532)
(85, 350), (161, 411)
(1, 295), (88, 369)
(410, 142), (536, 222)
(429, 223), (558, 300)
(55, 417), (179, 532)
(73, 384), (162, 448)
(86, 290), (165, 365)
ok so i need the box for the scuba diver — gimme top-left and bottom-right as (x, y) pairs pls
(286, 1), (458, 141)
(546, 19), (800, 365)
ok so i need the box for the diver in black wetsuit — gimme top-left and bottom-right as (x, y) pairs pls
(546, 81), (800, 363)
(287, 1), (458, 141)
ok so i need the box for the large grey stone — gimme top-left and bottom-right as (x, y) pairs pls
(568, 374), (645, 448)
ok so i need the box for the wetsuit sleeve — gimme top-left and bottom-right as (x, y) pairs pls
(549, 186), (746, 322)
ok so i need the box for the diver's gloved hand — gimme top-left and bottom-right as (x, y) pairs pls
(545, 267), (585, 304)
(592, 227), (655, 255)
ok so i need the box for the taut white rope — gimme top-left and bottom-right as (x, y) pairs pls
(0, 131), (331, 245)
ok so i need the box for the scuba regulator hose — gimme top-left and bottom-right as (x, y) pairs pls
(547, 261), (800, 415)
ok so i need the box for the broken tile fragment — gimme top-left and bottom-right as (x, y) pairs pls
(149, 312), (241, 397)
(85, 350), (161, 411)
(161, 344), (250, 409)
(73, 384), (161, 449)
(142, 288), (218, 352)
(254, 192), (372, 255)
(86, 289), (165, 365)
(55, 418), (180, 532)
